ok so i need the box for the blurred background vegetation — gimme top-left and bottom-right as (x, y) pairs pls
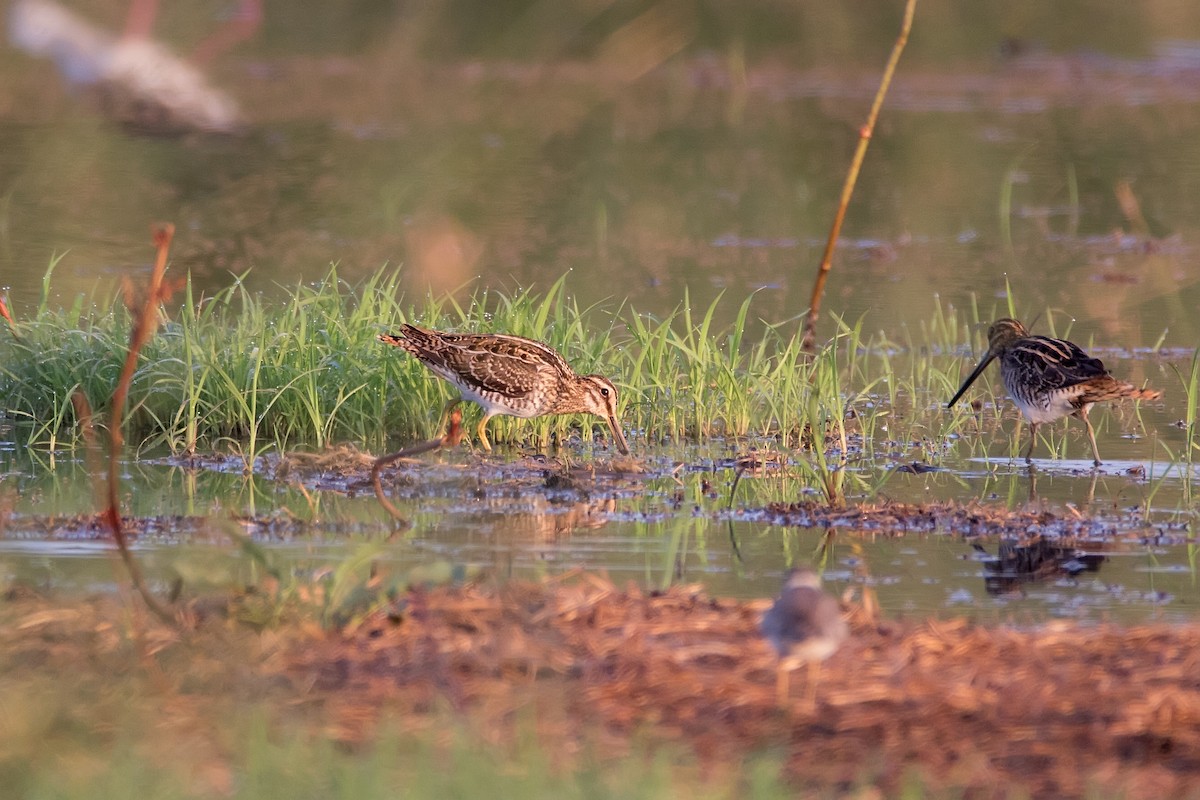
(1, 0), (1199, 347)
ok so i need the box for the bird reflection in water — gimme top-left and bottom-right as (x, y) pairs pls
(973, 539), (1107, 596)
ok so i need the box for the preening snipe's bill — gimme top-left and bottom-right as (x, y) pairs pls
(379, 324), (630, 455)
(947, 318), (1161, 466)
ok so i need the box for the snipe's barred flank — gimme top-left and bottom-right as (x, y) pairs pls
(378, 324), (630, 454)
(947, 318), (1161, 466)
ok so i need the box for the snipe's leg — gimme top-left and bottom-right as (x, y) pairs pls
(804, 659), (822, 710)
(1022, 422), (1039, 463)
(1076, 408), (1102, 467)
(476, 412), (494, 452)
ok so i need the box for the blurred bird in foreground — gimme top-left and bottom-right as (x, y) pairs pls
(760, 567), (848, 706)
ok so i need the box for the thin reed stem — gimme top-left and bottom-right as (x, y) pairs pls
(802, 0), (917, 351)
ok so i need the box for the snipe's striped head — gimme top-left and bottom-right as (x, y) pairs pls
(984, 318), (1028, 353)
(554, 374), (628, 455)
(947, 317), (1029, 408)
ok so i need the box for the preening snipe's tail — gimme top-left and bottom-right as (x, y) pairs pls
(1078, 377), (1162, 405)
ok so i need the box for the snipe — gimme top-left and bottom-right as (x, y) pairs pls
(760, 567), (848, 706)
(378, 324), (630, 454)
(947, 318), (1161, 466)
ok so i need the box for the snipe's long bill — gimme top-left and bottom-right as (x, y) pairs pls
(378, 323), (630, 455)
(947, 318), (1161, 466)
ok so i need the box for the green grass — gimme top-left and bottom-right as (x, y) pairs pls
(0, 695), (800, 800)
(0, 262), (1168, 479)
(0, 264), (865, 453)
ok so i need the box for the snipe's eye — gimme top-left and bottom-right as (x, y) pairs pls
(600, 387), (610, 397)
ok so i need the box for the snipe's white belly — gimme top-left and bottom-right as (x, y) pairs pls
(1003, 378), (1087, 424)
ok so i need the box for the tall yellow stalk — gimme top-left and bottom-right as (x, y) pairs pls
(802, 0), (918, 351)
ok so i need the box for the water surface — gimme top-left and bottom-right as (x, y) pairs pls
(2, 0), (1200, 620)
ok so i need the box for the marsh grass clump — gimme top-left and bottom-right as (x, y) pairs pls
(3, 261), (1130, 478)
(3, 266), (399, 456)
(0, 264), (883, 458)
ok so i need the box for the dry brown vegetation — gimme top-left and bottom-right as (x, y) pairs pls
(7, 574), (1200, 798)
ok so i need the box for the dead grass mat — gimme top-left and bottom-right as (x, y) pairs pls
(6, 579), (1200, 798)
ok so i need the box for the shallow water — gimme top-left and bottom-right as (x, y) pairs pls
(1, 441), (1194, 624)
(0, 520), (1186, 626)
(2, 2), (1200, 620)
(2, 3), (1200, 346)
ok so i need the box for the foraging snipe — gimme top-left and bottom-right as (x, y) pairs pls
(760, 567), (848, 705)
(378, 324), (630, 454)
(947, 318), (1161, 466)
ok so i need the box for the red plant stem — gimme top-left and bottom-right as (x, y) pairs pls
(372, 409), (465, 524)
(104, 223), (177, 625)
(0, 294), (19, 340)
(111, 224), (174, 448)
